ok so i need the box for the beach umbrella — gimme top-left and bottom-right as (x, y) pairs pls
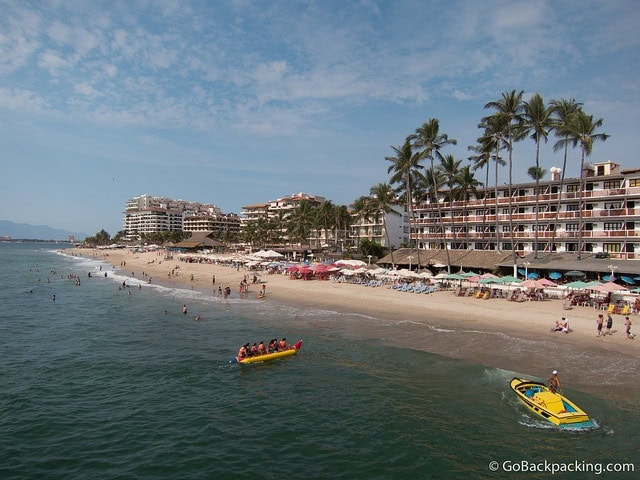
(527, 272), (539, 280)
(520, 279), (538, 289)
(478, 277), (498, 284)
(620, 275), (635, 285)
(445, 273), (466, 280)
(548, 272), (562, 280)
(589, 281), (628, 293)
(497, 275), (521, 284)
(634, 276), (640, 282)
(537, 278), (557, 287)
(564, 270), (586, 278)
(460, 271), (479, 277)
(564, 280), (588, 289)
(584, 280), (603, 287)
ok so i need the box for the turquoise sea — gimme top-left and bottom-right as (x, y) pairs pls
(0, 243), (637, 479)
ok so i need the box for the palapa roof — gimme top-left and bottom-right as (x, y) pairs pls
(377, 248), (512, 271)
(173, 231), (223, 249)
(503, 252), (640, 276)
(378, 248), (640, 276)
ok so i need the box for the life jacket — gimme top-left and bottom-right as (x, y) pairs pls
(238, 347), (246, 358)
(279, 340), (287, 350)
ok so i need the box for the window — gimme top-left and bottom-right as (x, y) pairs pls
(603, 180), (621, 189)
(603, 222), (623, 230)
(566, 223), (579, 232)
(603, 243), (621, 253)
(566, 184), (580, 193)
(629, 178), (640, 187)
(566, 204), (579, 211)
(603, 202), (622, 209)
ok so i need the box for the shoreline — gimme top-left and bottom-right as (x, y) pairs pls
(66, 248), (639, 410)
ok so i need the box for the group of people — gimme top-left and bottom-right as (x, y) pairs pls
(552, 314), (634, 339)
(237, 338), (289, 359)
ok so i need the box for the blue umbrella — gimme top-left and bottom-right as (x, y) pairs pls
(603, 275), (612, 282)
(527, 272), (539, 279)
(548, 272), (562, 280)
(517, 268), (526, 276)
(620, 275), (635, 285)
(634, 276), (640, 282)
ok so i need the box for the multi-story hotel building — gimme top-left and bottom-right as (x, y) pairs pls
(241, 192), (326, 222)
(350, 204), (409, 249)
(412, 161), (640, 260)
(123, 194), (238, 240)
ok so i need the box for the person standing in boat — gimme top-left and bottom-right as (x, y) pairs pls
(548, 370), (561, 394)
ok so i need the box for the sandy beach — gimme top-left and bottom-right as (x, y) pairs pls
(68, 248), (640, 410)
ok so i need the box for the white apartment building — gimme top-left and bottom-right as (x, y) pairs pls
(123, 194), (235, 240)
(350, 204), (409, 249)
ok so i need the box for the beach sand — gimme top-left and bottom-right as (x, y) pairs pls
(69, 248), (640, 410)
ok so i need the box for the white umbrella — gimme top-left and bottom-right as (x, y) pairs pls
(336, 259), (367, 267)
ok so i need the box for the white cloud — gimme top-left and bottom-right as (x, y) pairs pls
(74, 82), (101, 98)
(0, 87), (46, 111)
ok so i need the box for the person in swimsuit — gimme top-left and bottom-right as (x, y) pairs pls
(625, 316), (633, 339)
(605, 314), (613, 335)
(596, 314), (604, 337)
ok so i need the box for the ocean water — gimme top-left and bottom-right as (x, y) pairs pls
(0, 243), (637, 479)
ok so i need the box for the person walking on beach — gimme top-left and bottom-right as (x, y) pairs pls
(596, 314), (604, 337)
(625, 316), (633, 339)
(548, 370), (561, 394)
(605, 314), (613, 335)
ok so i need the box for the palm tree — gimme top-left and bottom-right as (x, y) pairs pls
(561, 110), (609, 259)
(438, 153), (462, 245)
(476, 116), (508, 250)
(522, 93), (555, 257)
(454, 165), (481, 249)
(550, 98), (583, 253)
(527, 165), (547, 254)
(468, 143), (491, 249)
(333, 204), (351, 250)
(484, 89), (525, 264)
(315, 200), (335, 249)
(369, 182), (401, 268)
(287, 199), (315, 248)
(351, 196), (373, 252)
(417, 167), (449, 269)
(413, 118), (457, 272)
(386, 136), (424, 269)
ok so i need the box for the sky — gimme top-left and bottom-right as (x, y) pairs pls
(1, 0), (639, 236)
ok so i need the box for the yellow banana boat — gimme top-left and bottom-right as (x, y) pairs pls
(231, 340), (303, 364)
(510, 377), (595, 430)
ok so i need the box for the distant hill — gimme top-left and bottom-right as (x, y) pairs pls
(0, 220), (88, 241)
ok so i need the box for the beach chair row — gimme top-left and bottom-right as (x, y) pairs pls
(389, 283), (436, 294)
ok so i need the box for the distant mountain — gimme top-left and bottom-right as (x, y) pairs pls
(0, 220), (88, 241)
